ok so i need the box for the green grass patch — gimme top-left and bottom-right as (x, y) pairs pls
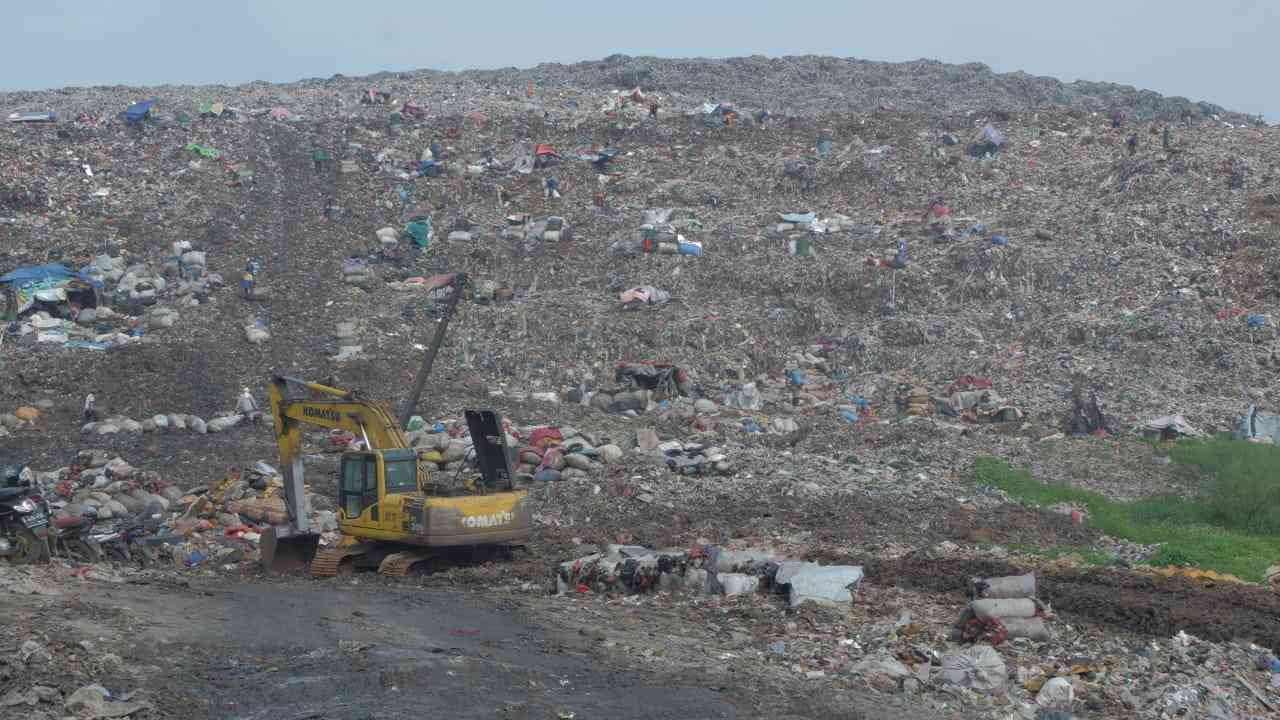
(1167, 440), (1280, 535)
(972, 444), (1280, 582)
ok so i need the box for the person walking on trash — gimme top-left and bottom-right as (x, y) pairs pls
(545, 176), (560, 200)
(82, 393), (97, 424)
(236, 388), (260, 424)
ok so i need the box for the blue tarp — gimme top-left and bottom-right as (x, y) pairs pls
(120, 99), (156, 124)
(0, 263), (101, 288)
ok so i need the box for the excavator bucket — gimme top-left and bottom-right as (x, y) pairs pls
(260, 526), (320, 573)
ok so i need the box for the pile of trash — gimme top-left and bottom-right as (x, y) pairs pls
(1, 241), (228, 352)
(23, 454), (338, 569)
(951, 572), (1053, 644)
(570, 362), (691, 416)
(80, 411), (247, 435)
(555, 543), (864, 608)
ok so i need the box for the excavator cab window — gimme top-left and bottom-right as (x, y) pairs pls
(340, 453), (379, 519)
(382, 449), (418, 495)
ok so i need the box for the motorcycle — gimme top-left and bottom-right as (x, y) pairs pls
(114, 512), (168, 567)
(47, 507), (103, 564)
(0, 481), (51, 564)
(87, 517), (130, 564)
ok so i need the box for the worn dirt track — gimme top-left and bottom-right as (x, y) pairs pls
(864, 555), (1280, 649)
(0, 574), (934, 720)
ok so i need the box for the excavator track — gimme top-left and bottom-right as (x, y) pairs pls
(378, 550), (436, 576)
(310, 546), (369, 577)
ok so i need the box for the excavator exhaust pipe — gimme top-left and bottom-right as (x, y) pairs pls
(260, 526), (320, 574)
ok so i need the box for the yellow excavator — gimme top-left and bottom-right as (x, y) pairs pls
(259, 273), (531, 576)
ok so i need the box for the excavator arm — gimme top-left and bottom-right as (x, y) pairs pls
(262, 375), (413, 571)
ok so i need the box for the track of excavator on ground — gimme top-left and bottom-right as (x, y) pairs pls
(377, 550), (435, 576)
(309, 545), (437, 577)
(309, 547), (360, 577)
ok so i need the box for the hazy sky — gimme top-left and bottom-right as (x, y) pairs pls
(4, 0), (1275, 119)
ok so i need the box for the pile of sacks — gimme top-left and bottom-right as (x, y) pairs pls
(770, 211), (870, 236)
(342, 257), (375, 287)
(609, 208), (703, 257)
(649, 439), (733, 476)
(893, 376), (1024, 423)
(899, 386), (932, 417)
(82, 411), (247, 435)
(403, 418), (618, 484)
(555, 544), (864, 608)
(571, 362), (691, 416)
(27, 452), (181, 522)
(112, 265), (167, 307)
(332, 321), (364, 361)
(41, 458), (340, 570)
(951, 572), (1053, 644)
(244, 317), (270, 344)
(499, 215), (569, 252)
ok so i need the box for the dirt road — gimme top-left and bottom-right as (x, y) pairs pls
(0, 573), (931, 720)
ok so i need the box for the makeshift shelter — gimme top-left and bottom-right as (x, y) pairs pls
(119, 99), (156, 125)
(1139, 415), (1206, 440)
(0, 264), (102, 319)
(1237, 406), (1280, 445)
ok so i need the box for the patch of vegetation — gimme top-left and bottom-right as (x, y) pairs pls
(1168, 440), (1280, 535)
(972, 444), (1280, 582)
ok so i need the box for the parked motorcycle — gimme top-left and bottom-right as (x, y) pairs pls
(0, 482), (50, 564)
(87, 517), (129, 563)
(47, 507), (102, 564)
(115, 512), (168, 567)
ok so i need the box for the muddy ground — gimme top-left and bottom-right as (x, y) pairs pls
(6, 543), (1280, 720)
(0, 571), (937, 720)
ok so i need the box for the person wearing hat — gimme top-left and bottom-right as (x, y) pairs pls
(236, 388), (260, 424)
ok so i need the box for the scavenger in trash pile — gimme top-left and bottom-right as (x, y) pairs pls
(240, 259), (261, 298)
(236, 388), (261, 424)
(922, 198), (953, 236)
(82, 393), (97, 424)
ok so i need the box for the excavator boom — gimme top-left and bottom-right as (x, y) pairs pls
(259, 274), (530, 576)
(262, 375), (413, 572)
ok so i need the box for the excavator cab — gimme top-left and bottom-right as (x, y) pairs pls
(337, 450), (418, 523)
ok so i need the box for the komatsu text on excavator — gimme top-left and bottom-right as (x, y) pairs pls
(259, 273), (531, 576)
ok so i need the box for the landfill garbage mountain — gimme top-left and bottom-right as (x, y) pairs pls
(0, 55), (1278, 719)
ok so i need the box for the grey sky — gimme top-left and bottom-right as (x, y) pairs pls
(4, 0), (1275, 119)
